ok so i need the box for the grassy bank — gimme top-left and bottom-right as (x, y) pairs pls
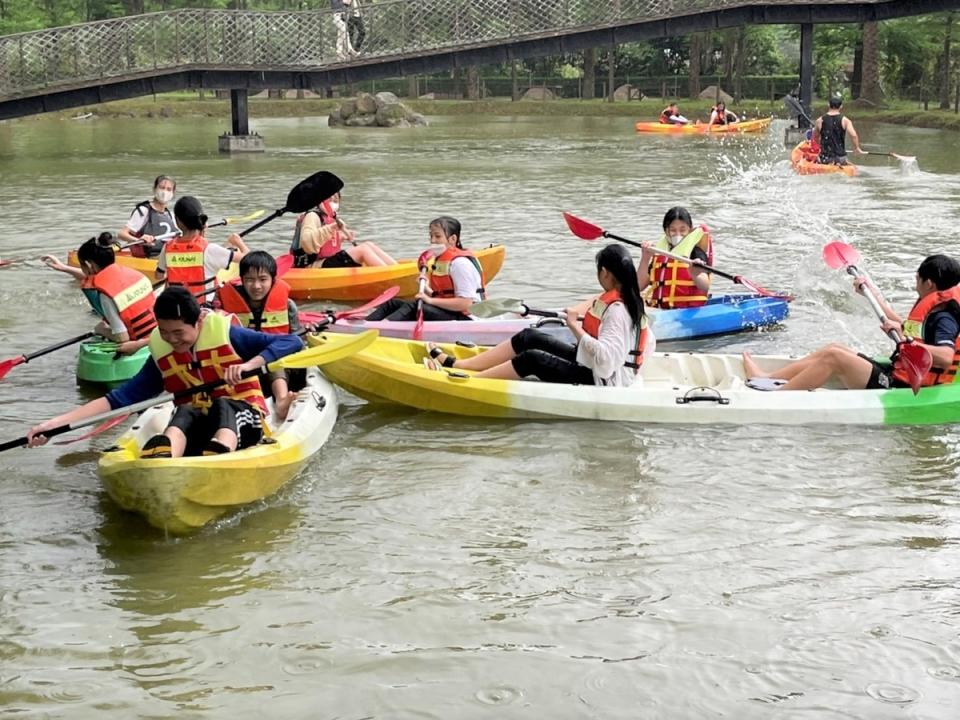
(30, 92), (960, 130)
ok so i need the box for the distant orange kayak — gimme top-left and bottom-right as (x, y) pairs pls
(790, 141), (858, 177)
(634, 117), (772, 134)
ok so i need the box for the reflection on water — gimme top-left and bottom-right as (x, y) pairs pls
(2, 114), (960, 717)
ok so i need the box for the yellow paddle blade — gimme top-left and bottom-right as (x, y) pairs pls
(224, 209), (266, 224)
(269, 330), (377, 370)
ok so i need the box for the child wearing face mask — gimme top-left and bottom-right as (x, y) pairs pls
(290, 191), (396, 269)
(365, 216), (485, 322)
(637, 206), (713, 309)
(118, 175), (179, 259)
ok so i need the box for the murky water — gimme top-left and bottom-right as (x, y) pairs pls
(2, 113), (960, 717)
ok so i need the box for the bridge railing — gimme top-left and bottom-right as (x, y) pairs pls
(0, 0), (869, 99)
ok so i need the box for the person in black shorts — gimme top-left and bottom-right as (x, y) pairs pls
(742, 255), (960, 391)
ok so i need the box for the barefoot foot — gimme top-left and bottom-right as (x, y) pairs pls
(274, 391), (298, 422)
(741, 351), (768, 379)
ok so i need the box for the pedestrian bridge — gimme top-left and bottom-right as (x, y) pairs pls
(0, 0), (953, 120)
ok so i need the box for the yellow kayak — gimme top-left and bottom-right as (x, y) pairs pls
(634, 117), (772, 134)
(99, 366), (336, 534)
(282, 244), (507, 301)
(67, 248), (239, 283)
(311, 334), (957, 426)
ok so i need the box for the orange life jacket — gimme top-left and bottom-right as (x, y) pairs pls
(147, 311), (268, 414)
(581, 289), (651, 374)
(648, 226), (713, 309)
(893, 286), (960, 387)
(81, 263), (157, 340)
(659, 108), (673, 124)
(217, 280), (291, 334)
(163, 235), (218, 294)
(711, 106), (728, 125)
(428, 247), (486, 305)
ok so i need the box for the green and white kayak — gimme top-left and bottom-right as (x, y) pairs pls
(76, 340), (149, 386)
(313, 334), (960, 426)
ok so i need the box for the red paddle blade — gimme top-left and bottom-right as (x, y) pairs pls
(54, 414), (130, 445)
(896, 343), (933, 395)
(562, 212), (604, 241)
(275, 253), (295, 278)
(733, 275), (794, 301)
(333, 285), (400, 320)
(0, 355), (26, 380)
(413, 310), (425, 340)
(822, 241), (861, 270)
(416, 249), (433, 271)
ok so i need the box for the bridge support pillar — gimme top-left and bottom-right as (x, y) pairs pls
(219, 89), (264, 153)
(785, 22), (815, 147)
(798, 23), (814, 129)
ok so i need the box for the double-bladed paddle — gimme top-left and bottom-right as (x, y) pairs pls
(0, 332), (96, 381)
(235, 171), (343, 239)
(822, 241), (931, 394)
(0, 331), (377, 452)
(562, 212), (792, 300)
(297, 286), (401, 328)
(469, 298), (561, 319)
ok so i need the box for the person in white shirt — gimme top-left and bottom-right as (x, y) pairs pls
(426, 244), (652, 387)
(366, 216), (484, 322)
(118, 175), (177, 258)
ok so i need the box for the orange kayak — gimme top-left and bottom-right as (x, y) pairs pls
(71, 245), (507, 302)
(283, 244), (506, 301)
(634, 117), (772, 134)
(790, 141), (858, 177)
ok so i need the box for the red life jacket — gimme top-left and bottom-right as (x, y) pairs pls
(81, 263), (157, 340)
(163, 235), (217, 294)
(581, 289), (651, 374)
(147, 311), (268, 414)
(428, 247), (486, 305)
(648, 226), (713, 309)
(712, 106), (727, 125)
(217, 280), (291, 334)
(659, 108), (673, 124)
(893, 286), (960, 387)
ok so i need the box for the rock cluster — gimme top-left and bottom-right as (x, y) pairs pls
(328, 92), (428, 128)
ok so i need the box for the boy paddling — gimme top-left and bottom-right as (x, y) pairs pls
(28, 287), (303, 457)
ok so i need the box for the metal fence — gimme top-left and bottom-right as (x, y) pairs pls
(0, 0), (888, 99)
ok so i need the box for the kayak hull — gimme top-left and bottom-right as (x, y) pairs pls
(282, 244), (506, 301)
(634, 117), (772, 134)
(790, 141), (858, 176)
(76, 340), (149, 386)
(98, 368), (337, 534)
(312, 335), (960, 426)
(315, 294), (789, 345)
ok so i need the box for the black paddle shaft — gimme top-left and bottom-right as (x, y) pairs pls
(0, 365), (272, 453)
(22, 331), (96, 362)
(602, 230), (739, 283)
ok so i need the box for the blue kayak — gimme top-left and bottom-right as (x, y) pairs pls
(319, 293), (790, 345)
(649, 294), (790, 340)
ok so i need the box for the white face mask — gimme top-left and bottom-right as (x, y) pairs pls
(155, 189), (174, 204)
(328, 202), (340, 214)
(668, 233), (684, 247)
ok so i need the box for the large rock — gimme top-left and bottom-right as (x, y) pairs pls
(698, 85), (733, 104)
(374, 91), (400, 110)
(344, 112), (379, 127)
(329, 93), (429, 128)
(613, 84), (643, 102)
(355, 92), (378, 114)
(376, 103), (409, 127)
(523, 86), (556, 100)
(339, 98), (357, 120)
